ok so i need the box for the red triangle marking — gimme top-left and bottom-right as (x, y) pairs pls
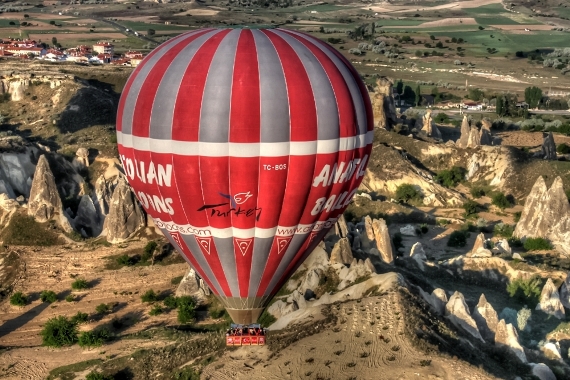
(235, 238), (253, 256)
(170, 231), (183, 248)
(276, 236), (292, 255)
(307, 231), (319, 245)
(195, 236), (212, 255)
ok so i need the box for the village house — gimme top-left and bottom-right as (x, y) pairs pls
(93, 42), (114, 55)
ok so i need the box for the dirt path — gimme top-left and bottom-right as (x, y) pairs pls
(202, 292), (497, 379)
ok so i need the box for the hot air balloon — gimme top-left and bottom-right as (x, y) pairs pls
(116, 28), (373, 327)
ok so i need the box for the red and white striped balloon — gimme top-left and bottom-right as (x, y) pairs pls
(117, 28), (373, 324)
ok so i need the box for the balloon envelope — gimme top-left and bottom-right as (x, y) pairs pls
(116, 28), (373, 324)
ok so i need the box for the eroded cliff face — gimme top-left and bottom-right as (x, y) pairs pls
(371, 77), (398, 130)
(102, 176), (145, 244)
(466, 146), (515, 191)
(514, 176), (570, 255)
(0, 136), (38, 198)
(0, 73), (66, 101)
(362, 146), (465, 207)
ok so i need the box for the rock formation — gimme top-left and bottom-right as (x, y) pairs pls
(531, 363), (556, 380)
(420, 287), (447, 315)
(334, 215), (349, 238)
(466, 146), (513, 190)
(0, 140), (37, 198)
(27, 155), (72, 232)
(268, 300), (298, 319)
(480, 128), (492, 146)
(73, 147), (89, 169)
(541, 132), (557, 160)
(399, 225), (416, 236)
(371, 77), (398, 130)
(419, 110), (442, 139)
(542, 342), (562, 360)
(558, 272), (570, 309)
(329, 237), (354, 265)
(457, 116), (471, 148)
(408, 242), (426, 269)
(472, 294), (499, 342)
(495, 319), (526, 362)
(445, 291), (484, 342)
(176, 267), (211, 302)
(102, 176), (145, 243)
(73, 194), (102, 237)
(494, 239), (512, 256)
(471, 232), (486, 252)
(514, 176), (570, 255)
(536, 278), (565, 319)
(371, 218), (393, 264)
(94, 175), (116, 217)
(338, 258), (375, 290)
(467, 126), (481, 148)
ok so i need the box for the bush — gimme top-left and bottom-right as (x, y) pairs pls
(470, 187), (486, 198)
(40, 290), (58, 303)
(557, 143), (570, 154)
(209, 307), (226, 319)
(514, 211), (522, 223)
(141, 289), (158, 303)
(507, 276), (542, 307)
(447, 231), (468, 247)
(78, 328), (112, 348)
(523, 237), (553, 251)
(149, 304), (163, 316)
(493, 223), (514, 238)
(499, 307), (518, 326)
(491, 192), (511, 209)
(163, 295), (179, 309)
(434, 166), (466, 188)
(65, 295), (75, 302)
(71, 278), (89, 290)
(177, 296), (196, 324)
(10, 292), (28, 306)
(463, 200), (479, 216)
(142, 241), (158, 261)
(395, 184), (421, 204)
(171, 276), (183, 285)
(420, 223), (428, 234)
(116, 254), (133, 266)
(95, 303), (111, 314)
(86, 371), (114, 380)
(70, 311), (89, 325)
(41, 316), (78, 347)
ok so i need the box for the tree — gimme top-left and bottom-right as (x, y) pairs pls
(147, 28), (156, 36)
(402, 85), (415, 103)
(415, 84), (421, 106)
(51, 37), (57, 46)
(396, 79), (404, 95)
(41, 316), (78, 347)
(24, 14), (29, 18)
(430, 35), (435, 40)
(524, 86), (542, 109)
(492, 192), (511, 209)
(496, 96), (504, 116)
(395, 184), (421, 204)
(49, 20), (55, 25)
(435, 41), (443, 48)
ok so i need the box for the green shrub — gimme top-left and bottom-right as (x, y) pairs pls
(523, 237), (553, 251)
(40, 290), (58, 303)
(10, 292), (28, 306)
(420, 223), (428, 234)
(433, 113), (450, 124)
(493, 223), (514, 238)
(41, 316), (78, 347)
(142, 241), (158, 261)
(149, 304), (163, 316)
(177, 296), (196, 324)
(65, 295), (75, 302)
(86, 371), (114, 380)
(141, 289), (158, 303)
(557, 143), (570, 154)
(115, 254), (133, 266)
(71, 278), (89, 290)
(78, 328), (112, 348)
(172, 367), (201, 380)
(447, 231), (468, 247)
(70, 311), (89, 325)
(163, 295), (178, 309)
(491, 192), (511, 209)
(258, 309), (277, 327)
(507, 276), (542, 307)
(463, 200), (479, 216)
(508, 237), (523, 247)
(434, 166), (466, 188)
(470, 187), (486, 198)
(171, 276), (183, 285)
(514, 211), (522, 223)
(395, 184), (421, 204)
(95, 303), (111, 314)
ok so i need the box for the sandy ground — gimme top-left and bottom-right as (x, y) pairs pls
(28, 33), (126, 41)
(202, 293), (497, 380)
(0, 242), (189, 379)
(114, 16), (160, 22)
(497, 131), (570, 147)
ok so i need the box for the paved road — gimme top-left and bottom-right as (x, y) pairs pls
(96, 18), (161, 45)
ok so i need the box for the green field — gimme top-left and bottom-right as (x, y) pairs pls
(475, 16), (521, 25)
(375, 19), (426, 26)
(463, 4), (507, 15)
(119, 21), (190, 32)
